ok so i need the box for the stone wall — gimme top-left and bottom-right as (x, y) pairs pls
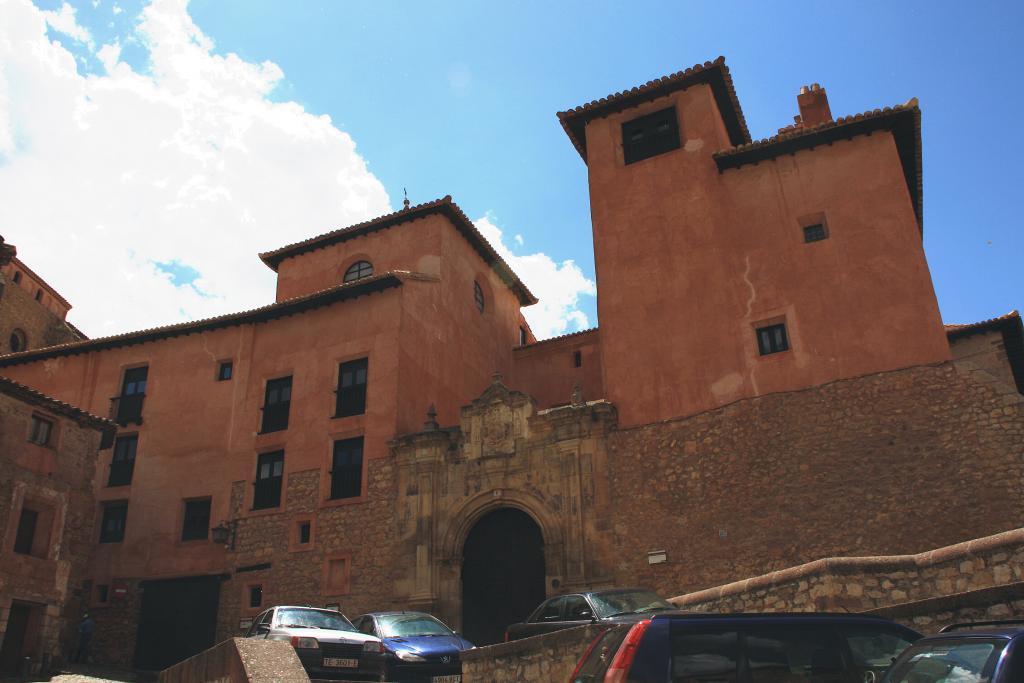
(669, 528), (1024, 633)
(158, 638), (308, 683)
(0, 267), (81, 354)
(607, 362), (1024, 597)
(461, 624), (602, 683)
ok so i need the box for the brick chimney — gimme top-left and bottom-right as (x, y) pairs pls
(796, 83), (832, 127)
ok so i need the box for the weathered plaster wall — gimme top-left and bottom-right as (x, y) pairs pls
(606, 362), (1024, 596)
(513, 328), (603, 409)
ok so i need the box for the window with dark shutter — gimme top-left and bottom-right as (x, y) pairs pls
(519, 327), (527, 346)
(573, 350), (582, 368)
(260, 376), (292, 433)
(29, 415), (53, 446)
(114, 366), (148, 425)
(299, 522), (311, 544)
(803, 223), (828, 243)
(335, 358), (368, 418)
(181, 499), (211, 541)
(249, 585), (263, 608)
(217, 361), (233, 381)
(622, 107), (680, 164)
(13, 508), (38, 555)
(108, 435), (138, 487)
(253, 451), (284, 510)
(756, 324), (790, 356)
(474, 281), (485, 313)
(330, 437), (364, 500)
(99, 502), (128, 543)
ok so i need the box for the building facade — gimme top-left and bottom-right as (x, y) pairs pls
(0, 376), (114, 675)
(0, 58), (1022, 668)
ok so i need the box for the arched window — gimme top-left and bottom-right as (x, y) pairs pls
(343, 261), (374, 283)
(9, 329), (27, 353)
(473, 281), (485, 313)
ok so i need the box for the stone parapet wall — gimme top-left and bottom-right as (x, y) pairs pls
(607, 362), (1024, 597)
(158, 638), (308, 683)
(669, 527), (1024, 632)
(461, 624), (602, 683)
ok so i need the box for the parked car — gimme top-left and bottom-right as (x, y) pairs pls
(505, 588), (674, 642)
(245, 605), (386, 681)
(568, 612), (921, 683)
(352, 611), (473, 683)
(881, 619), (1024, 683)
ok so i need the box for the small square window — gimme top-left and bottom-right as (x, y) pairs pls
(803, 223), (828, 243)
(217, 361), (233, 381)
(573, 350), (582, 368)
(29, 415), (53, 446)
(249, 585), (263, 609)
(756, 324), (790, 356)
(95, 585), (109, 604)
(99, 502), (128, 543)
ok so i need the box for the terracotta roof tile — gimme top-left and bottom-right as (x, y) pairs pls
(557, 57), (751, 162)
(945, 310), (1021, 339)
(258, 196), (537, 306)
(0, 271), (407, 367)
(714, 101), (923, 231)
(0, 375), (116, 435)
(516, 327), (598, 350)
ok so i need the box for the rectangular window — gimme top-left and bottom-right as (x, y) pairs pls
(114, 366), (148, 425)
(260, 376), (292, 433)
(13, 508), (38, 555)
(573, 350), (583, 368)
(756, 324), (790, 356)
(249, 585), (263, 609)
(108, 435), (138, 487)
(95, 585), (109, 604)
(519, 327), (527, 346)
(330, 437), (364, 500)
(622, 107), (680, 165)
(99, 502), (128, 543)
(181, 499), (211, 541)
(217, 361), (233, 381)
(335, 359), (368, 418)
(746, 626), (843, 682)
(299, 522), (311, 544)
(29, 415), (53, 446)
(803, 223), (828, 242)
(253, 451), (284, 510)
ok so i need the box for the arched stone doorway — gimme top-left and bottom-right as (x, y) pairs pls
(461, 507), (545, 645)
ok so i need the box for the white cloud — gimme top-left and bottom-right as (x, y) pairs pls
(40, 2), (93, 47)
(474, 215), (595, 339)
(0, 0), (391, 336)
(1, 0), (591, 341)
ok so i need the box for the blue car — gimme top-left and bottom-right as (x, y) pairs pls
(352, 611), (473, 683)
(882, 620), (1024, 683)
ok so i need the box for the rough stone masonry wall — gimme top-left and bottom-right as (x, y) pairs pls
(461, 624), (603, 683)
(669, 527), (1024, 632)
(0, 269), (81, 353)
(607, 362), (1024, 598)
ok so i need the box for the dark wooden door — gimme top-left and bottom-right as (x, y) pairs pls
(0, 602), (32, 673)
(134, 575), (221, 670)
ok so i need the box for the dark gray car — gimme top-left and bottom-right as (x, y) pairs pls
(504, 587), (674, 641)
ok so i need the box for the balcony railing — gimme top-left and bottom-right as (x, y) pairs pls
(110, 394), (145, 426)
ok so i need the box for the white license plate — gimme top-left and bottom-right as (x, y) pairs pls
(323, 657), (358, 668)
(432, 676), (461, 683)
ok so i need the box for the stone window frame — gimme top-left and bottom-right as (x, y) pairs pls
(5, 483), (66, 562)
(241, 580), (268, 617)
(320, 427), (369, 509)
(288, 515), (316, 553)
(28, 412), (57, 449)
(322, 553), (352, 596)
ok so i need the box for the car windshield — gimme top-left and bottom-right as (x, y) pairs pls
(837, 624), (919, 674)
(883, 639), (1005, 683)
(276, 608), (357, 632)
(377, 614), (453, 638)
(590, 590), (673, 618)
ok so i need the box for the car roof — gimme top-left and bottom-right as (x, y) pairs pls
(271, 605), (344, 613)
(361, 611), (437, 618)
(918, 629), (1024, 640)
(650, 612), (920, 626)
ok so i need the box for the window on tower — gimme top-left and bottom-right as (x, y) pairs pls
(622, 107), (680, 164)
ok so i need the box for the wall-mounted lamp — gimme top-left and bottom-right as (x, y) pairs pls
(211, 520), (237, 550)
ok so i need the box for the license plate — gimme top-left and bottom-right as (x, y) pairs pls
(323, 657), (358, 668)
(432, 676), (461, 683)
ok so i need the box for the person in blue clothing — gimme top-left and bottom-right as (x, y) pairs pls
(74, 613), (95, 663)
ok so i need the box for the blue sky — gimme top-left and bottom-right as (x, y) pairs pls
(11, 0), (1024, 335)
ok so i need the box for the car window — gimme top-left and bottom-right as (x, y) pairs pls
(537, 597), (566, 622)
(671, 628), (739, 682)
(570, 625), (631, 683)
(275, 608), (357, 632)
(377, 614), (453, 637)
(745, 626), (845, 683)
(246, 611), (268, 637)
(356, 617), (376, 636)
(590, 590), (673, 618)
(837, 624), (919, 677)
(884, 639), (1004, 683)
(564, 596), (593, 620)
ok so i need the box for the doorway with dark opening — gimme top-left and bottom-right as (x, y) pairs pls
(0, 600), (44, 674)
(461, 507), (545, 646)
(134, 575), (221, 670)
